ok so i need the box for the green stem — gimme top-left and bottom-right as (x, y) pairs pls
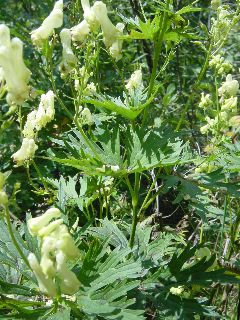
(127, 173), (140, 248)
(5, 205), (30, 268)
(175, 42), (212, 132)
(138, 169), (160, 219)
(142, 0), (170, 124)
(32, 160), (50, 194)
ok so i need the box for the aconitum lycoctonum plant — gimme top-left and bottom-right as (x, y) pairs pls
(0, 0), (240, 319)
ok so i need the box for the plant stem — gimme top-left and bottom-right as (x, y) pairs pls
(175, 42), (213, 131)
(4, 205), (30, 268)
(127, 173), (140, 248)
(32, 160), (50, 195)
(142, 0), (170, 124)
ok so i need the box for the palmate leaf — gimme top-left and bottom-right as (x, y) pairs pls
(50, 124), (193, 177)
(125, 126), (193, 172)
(75, 238), (144, 320)
(88, 219), (129, 249)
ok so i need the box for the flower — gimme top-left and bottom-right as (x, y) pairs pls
(109, 23), (125, 61)
(0, 24), (31, 105)
(28, 208), (61, 236)
(221, 97), (237, 110)
(81, 107), (93, 125)
(199, 93), (213, 109)
(71, 20), (90, 42)
(12, 138), (38, 166)
(218, 74), (239, 97)
(22, 110), (37, 138)
(126, 69), (143, 92)
(59, 28), (78, 77)
(92, 1), (124, 60)
(170, 286), (184, 296)
(35, 90), (55, 130)
(55, 250), (81, 295)
(31, 0), (63, 47)
(81, 0), (99, 31)
(28, 253), (57, 297)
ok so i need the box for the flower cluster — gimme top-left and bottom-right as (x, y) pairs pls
(27, 208), (80, 297)
(210, 6), (232, 46)
(0, 24), (31, 105)
(209, 54), (232, 75)
(12, 91), (55, 166)
(71, 0), (124, 60)
(200, 74), (239, 135)
(31, 0), (63, 47)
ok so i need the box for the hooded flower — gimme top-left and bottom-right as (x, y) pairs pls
(31, 0), (63, 47)
(0, 24), (31, 105)
(71, 19), (90, 42)
(12, 138), (38, 166)
(59, 28), (78, 76)
(218, 74), (239, 97)
(126, 69), (143, 92)
(92, 1), (124, 60)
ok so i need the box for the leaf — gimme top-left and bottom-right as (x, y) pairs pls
(84, 97), (140, 120)
(46, 308), (71, 320)
(175, 4), (202, 15)
(88, 219), (129, 249)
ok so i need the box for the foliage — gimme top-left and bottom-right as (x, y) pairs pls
(0, 0), (240, 319)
